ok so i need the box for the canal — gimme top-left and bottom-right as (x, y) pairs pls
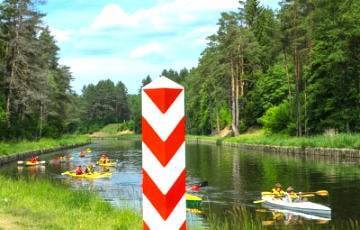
(1, 139), (359, 229)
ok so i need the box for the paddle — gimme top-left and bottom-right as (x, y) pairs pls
(262, 190), (329, 197)
(253, 199), (266, 204)
(300, 190), (329, 196)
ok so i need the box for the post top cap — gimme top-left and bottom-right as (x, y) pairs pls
(143, 76), (183, 90)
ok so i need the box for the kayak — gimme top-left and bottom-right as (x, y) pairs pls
(186, 194), (202, 207)
(86, 148), (92, 153)
(261, 195), (331, 217)
(17, 161), (45, 166)
(26, 161), (41, 166)
(61, 171), (112, 179)
(96, 161), (116, 167)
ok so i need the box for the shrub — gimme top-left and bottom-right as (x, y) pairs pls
(260, 101), (295, 134)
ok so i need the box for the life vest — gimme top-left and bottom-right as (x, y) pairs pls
(272, 188), (285, 197)
(75, 168), (83, 175)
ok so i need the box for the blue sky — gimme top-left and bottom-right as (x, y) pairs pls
(40, 0), (280, 94)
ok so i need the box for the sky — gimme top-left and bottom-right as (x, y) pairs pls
(40, 0), (280, 94)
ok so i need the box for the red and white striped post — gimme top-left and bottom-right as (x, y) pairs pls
(142, 76), (186, 229)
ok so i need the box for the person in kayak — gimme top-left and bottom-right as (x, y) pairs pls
(30, 156), (39, 163)
(99, 154), (110, 164)
(84, 164), (94, 174)
(272, 183), (285, 197)
(286, 186), (299, 202)
(75, 165), (83, 175)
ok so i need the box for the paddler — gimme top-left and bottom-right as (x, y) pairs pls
(30, 156), (38, 163)
(75, 165), (83, 175)
(272, 183), (285, 197)
(84, 164), (94, 174)
(99, 154), (106, 164)
(99, 154), (110, 164)
(104, 155), (110, 164)
(286, 186), (299, 202)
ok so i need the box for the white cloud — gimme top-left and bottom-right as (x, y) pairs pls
(91, 0), (238, 30)
(91, 4), (137, 29)
(50, 28), (72, 43)
(130, 42), (164, 59)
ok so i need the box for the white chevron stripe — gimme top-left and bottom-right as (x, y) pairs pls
(143, 194), (186, 229)
(142, 142), (185, 194)
(142, 90), (184, 141)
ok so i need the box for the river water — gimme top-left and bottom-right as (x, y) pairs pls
(1, 139), (359, 229)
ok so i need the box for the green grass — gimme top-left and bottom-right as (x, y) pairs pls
(0, 135), (90, 156)
(100, 123), (123, 135)
(89, 123), (138, 138)
(0, 176), (141, 229)
(188, 130), (360, 150)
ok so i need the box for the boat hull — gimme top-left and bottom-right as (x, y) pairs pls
(262, 196), (331, 218)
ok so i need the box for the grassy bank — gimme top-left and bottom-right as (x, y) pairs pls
(0, 135), (90, 156)
(188, 130), (360, 150)
(0, 176), (141, 229)
(89, 123), (136, 138)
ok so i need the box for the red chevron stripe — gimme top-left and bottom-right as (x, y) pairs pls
(143, 169), (186, 220)
(144, 88), (183, 113)
(180, 221), (187, 230)
(143, 221), (186, 230)
(143, 221), (149, 230)
(142, 117), (185, 166)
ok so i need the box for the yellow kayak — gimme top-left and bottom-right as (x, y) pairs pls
(18, 161), (46, 166)
(186, 194), (202, 207)
(96, 161), (116, 167)
(61, 171), (112, 179)
(25, 161), (41, 166)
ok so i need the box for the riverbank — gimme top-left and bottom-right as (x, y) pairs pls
(0, 135), (90, 165)
(0, 176), (141, 229)
(187, 131), (360, 159)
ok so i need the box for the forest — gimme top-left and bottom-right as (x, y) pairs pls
(154, 0), (359, 136)
(0, 0), (359, 141)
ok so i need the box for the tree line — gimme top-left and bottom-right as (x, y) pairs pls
(134, 0), (359, 136)
(0, 0), (74, 139)
(1, 0), (358, 140)
(0, 0), (131, 140)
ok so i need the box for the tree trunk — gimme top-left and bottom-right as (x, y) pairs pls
(39, 102), (43, 138)
(231, 59), (239, 136)
(304, 75), (307, 136)
(235, 56), (239, 129)
(294, 48), (302, 137)
(216, 110), (220, 134)
(284, 51), (292, 99)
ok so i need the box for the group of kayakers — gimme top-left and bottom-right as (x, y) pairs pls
(272, 183), (300, 202)
(73, 153), (112, 175)
(74, 164), (95, 175)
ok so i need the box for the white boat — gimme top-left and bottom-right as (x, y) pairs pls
(261, 196), (331, 218)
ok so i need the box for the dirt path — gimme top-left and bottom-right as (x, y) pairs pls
(0, 212), (21, 230)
